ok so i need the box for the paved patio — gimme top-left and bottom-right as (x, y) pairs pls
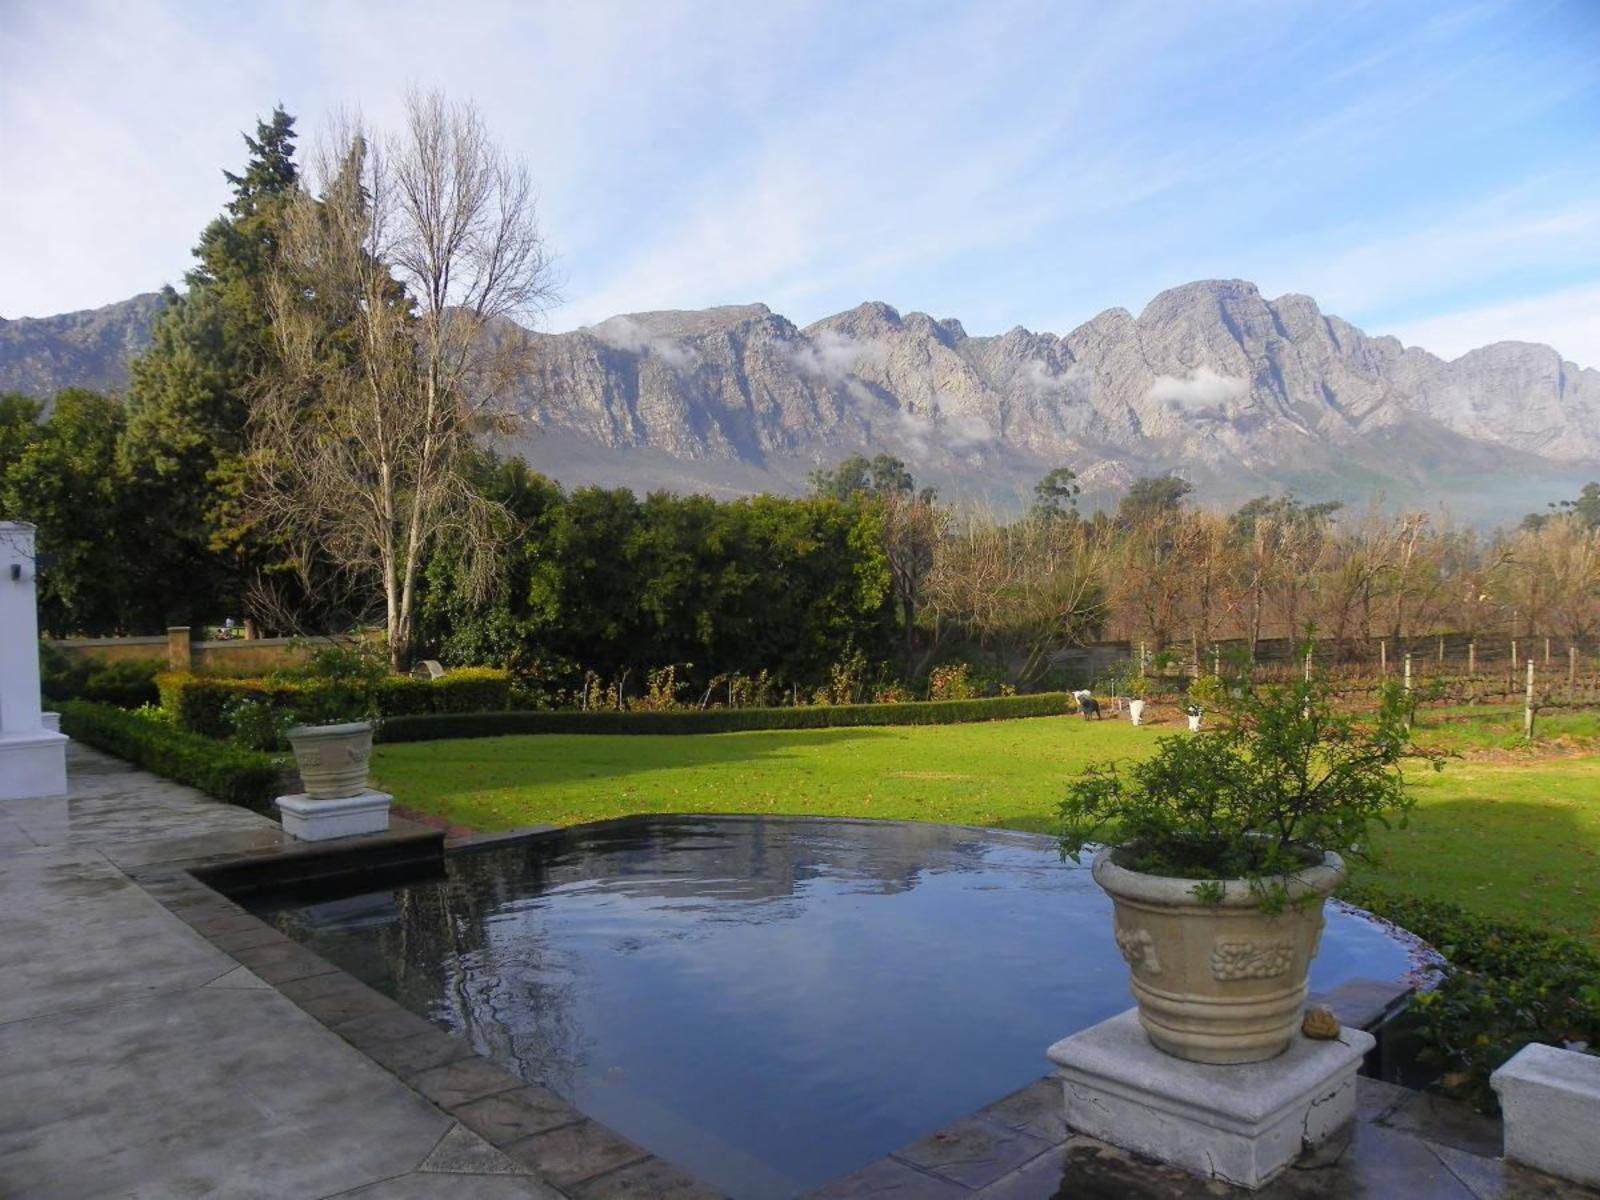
(0, 743), (1593, 1199)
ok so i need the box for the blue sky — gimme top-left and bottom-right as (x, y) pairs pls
(3, 0), (1598, 365)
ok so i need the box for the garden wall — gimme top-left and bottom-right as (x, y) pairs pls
(47, 628), (315, 674)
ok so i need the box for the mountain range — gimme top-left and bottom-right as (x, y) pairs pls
(5, 280), (1597, 522)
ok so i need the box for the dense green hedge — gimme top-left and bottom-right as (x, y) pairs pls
(1342, 883), (1600, 1112)
(378, 692), (1075, 742)
(40, 650), (164, 709)
(58, 700), (284, 813)
(156, 668), (512, 738)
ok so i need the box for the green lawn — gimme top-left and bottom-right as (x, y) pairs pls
(373, 706), (1600, 944)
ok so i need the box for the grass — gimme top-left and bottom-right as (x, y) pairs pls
(372, 703), (1600, 945)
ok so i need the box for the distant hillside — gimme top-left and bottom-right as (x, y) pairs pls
(0, 292), (165, 397)
(6, 280), (1597, 522)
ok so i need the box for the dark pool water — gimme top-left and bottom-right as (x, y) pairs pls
(253, 816), (1422, 1199)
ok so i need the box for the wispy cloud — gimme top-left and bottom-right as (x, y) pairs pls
(1147, 367), (1249, 413)
(586, 316), (699, 371)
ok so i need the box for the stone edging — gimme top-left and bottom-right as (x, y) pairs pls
(127, 856), (725, 1200)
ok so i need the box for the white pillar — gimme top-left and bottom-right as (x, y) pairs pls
(0, 523), (69, 799)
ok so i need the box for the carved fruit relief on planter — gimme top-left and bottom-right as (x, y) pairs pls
(1115, 926), (1163, 976)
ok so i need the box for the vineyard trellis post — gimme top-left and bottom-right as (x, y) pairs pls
(1524, 659), (1535, 741)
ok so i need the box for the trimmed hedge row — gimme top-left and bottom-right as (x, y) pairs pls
(378, 692), (1075, 742)
(157, 668), (512, 738)
(57, 700), (284, 814)
(40, 652), (164, 709)
(1341, 882), (1600, 1112)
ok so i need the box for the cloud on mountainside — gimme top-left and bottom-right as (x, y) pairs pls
(782, 330), (887, 404)
(1146, 366), (1249, 412)
(587, 316), (699, 371)
(895, 405), (994, 461)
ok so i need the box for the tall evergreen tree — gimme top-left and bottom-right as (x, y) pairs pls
(120, 107), (300, 624)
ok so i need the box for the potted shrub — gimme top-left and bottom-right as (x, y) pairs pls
(1060, 677), (1440, 1064)
(1184, 673), (1224, 732)
(283, 643), (387, 800)
(1125, 674), (1152, 725)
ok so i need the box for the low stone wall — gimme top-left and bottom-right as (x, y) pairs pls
(46, 630), (313, 674)
(48, 636), (169, 665)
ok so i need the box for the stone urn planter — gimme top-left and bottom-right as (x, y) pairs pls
(1093, 845), (1345, 1064)
(1128, 699), (1146, 726)
(286, 721), (374, 800)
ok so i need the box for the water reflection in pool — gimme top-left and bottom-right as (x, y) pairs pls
(253, 816), (1422, 1199)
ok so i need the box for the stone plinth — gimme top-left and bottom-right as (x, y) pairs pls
(275, 791), (392, 842)
(1492, 1041), (1600, 1187)
(0, 523), (68, 800)
(1047, 1007), (1374, 1189)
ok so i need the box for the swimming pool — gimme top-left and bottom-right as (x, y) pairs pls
(252, 816), (1426, 1199)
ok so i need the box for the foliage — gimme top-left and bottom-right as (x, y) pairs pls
(1059, 678), (1442, 908)
(0, 390), (154, 633)
(271, 640), (390, 725)
(156, 665), (511, 738)
(57, 700), (282, 812)
(808, 453), (920, 501)
(1116, 475), (1193, 527)
(420, 458), (898, 693)
(39, 647), (163, 709)
(120, 108), (303, 627)
(248, 92), (554, 669)
(1031, 467), (1080, 521)
(224, 696), (299, 752)
(1342, 883), (1600, 1112)
(1523, 481), (1600, 532)
(377, 692), (1075, 741)
(928, 662), (979, 701)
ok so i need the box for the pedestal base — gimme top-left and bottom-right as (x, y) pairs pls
(1492, 1042), (1600, 1187)
(1047, 1008), (1374, 1189)
(0, 729), (69, 800)
(275, 790), (392, 842)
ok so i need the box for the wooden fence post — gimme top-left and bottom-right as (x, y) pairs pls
(1511, 640), (1518, 671)
(1524, 659), (1536, 740)
(1544, 637), (1552, 666)
(1572, 646), (1580, 685)
(1380, 640), (1387, 676)
(1468, 641), (1476, 676)
(1404, 653), (1412, 693)
(1438, 635), (1445, 664)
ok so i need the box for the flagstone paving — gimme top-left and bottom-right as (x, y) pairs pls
(1, 743), (1594, 1199)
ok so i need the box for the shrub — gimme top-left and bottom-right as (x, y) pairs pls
(40, 647), (163, 709)
(377, 692), (1074, 741)
(158, 667), (513, 737)
(1059, 677), (1444, 910)
(1342, 883), (1600, 1112)
(58, 700), (283, 813)
(928, 662), (979, 702)
(157, 673), (303, 738)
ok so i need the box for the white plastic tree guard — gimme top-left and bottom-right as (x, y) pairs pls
(0, 523), (69, 800)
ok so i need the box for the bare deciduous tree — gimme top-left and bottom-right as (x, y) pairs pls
(250, 91), (556, 668)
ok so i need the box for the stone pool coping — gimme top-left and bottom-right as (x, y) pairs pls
(132, 830), (724, 1199)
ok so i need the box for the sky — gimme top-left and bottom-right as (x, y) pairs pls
(2, 0), (1598, 367)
